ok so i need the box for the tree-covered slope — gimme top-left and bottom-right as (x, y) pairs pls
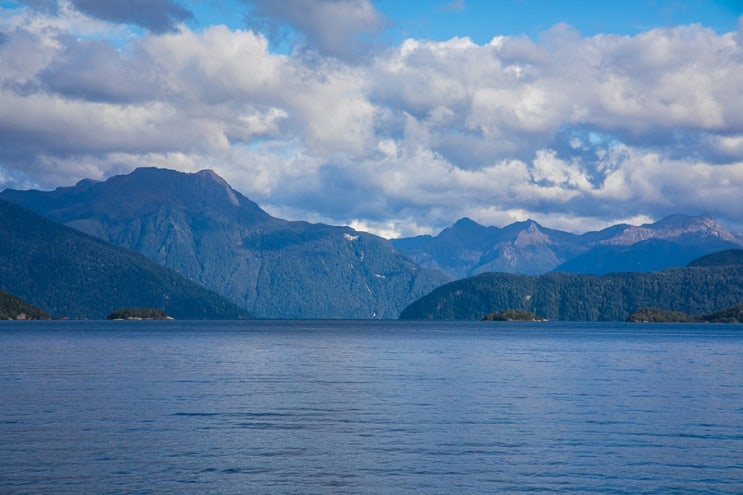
(0, 290), (50, 320)
(698, 303), (743, 323)
(399, 266), (743, 321)
(0, 199), (251, 319)
(687, 249), (743, 267)
(626, 304), (743, 323)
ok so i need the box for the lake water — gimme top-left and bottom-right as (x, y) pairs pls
(1, 320), (742, 494)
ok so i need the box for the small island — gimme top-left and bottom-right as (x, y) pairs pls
(627, 303), (743, 323)
(107, 308), (171, 320)
(625, 307), (694, 323)
(482, 309), (546, 322)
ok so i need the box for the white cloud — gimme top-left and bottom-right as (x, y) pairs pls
(245, 0), (385, 61)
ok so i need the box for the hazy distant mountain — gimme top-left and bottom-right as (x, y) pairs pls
(552, 238), (733, 274)
(0, 199), (251, 319)
(392, 217), (585, 278)
(393, 214), (743, 277)
(2, 168), (448, 318)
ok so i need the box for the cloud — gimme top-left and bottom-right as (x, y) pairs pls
(72, 0), (193, 33)
(436, 0), (466, 13)
(1, 5), (743, 236)
(17, 0), (59, 14)
(244, 0), (386, 61)
(18, 0), (194, 33)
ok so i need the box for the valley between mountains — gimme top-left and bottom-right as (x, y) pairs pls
(2, 167), (743, 320)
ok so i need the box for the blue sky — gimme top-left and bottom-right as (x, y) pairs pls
(1, 1), (743, 236)
(184, 1), (741, 40)
(178, 1), (743, 57)
(376, 0), (740, 40)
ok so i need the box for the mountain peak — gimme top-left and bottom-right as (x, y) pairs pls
(1, 166), (272, 227)
(647, 214), (736, 242)
(193, 169), (240, 206)
(453, 217), (480, 228)
(393, 213), (743, 278)
(102, 167), (263, 215)
(436, 217), (491, 240)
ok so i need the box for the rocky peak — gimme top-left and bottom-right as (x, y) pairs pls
(513, 220), (553, 247)
(648, 214), (737, 242)
(597, 214), (736, 246)
(599, 225), (654, 246)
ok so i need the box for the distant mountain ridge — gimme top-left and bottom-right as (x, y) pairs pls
(0, 198), (250, 319)
(1, 168), (448, 319)
(392, 214), (743, 278)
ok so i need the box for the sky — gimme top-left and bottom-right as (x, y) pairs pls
(1, 1), (743, 237)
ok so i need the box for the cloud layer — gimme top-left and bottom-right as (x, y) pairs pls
(1, 2), (743, 235)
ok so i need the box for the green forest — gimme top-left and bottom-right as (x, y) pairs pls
(400, 266), (743, 321)
(107, 308), (170, 320)
(0, 290), (50, 320)
(0, 199), (252, 320)
(627, 304), (743, 323)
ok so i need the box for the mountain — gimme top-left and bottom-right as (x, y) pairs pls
(393, 214), (743, 277)
(0, 199), (251, 319)
(399, 264), (743, 321)
(555, 215), (742, 274)
(1, 168), (449, 319)
(391, 217), (586, 278)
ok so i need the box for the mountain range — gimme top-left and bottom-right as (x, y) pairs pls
(392, 215), (743, 279)
(1, 168), (448, 319)
(0, 198), (250, 319)
(3, 166), (742, 320)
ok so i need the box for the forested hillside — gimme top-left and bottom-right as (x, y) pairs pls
(0, 290), (50, 320)
(399, 266), (743, 321)
(0, 199), (251, 319)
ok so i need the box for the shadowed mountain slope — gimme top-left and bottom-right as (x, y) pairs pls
(0, 199), (251, 319)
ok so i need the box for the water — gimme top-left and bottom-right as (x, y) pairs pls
(1, 320), (742, 494)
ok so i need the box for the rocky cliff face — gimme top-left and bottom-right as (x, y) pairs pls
(2, 168), (448, 318)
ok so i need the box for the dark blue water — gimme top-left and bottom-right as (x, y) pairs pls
(1, 320), (742, 494)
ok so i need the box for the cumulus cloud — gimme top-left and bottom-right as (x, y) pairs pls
(71, 0), (193, 33)
(17, 0), (59, 14)
(1, 4), (743, 236)
(18, 0), (193, 33)
(244, 0), (386, 61)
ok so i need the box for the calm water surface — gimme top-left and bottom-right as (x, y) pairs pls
(1, 320), (742, 494)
